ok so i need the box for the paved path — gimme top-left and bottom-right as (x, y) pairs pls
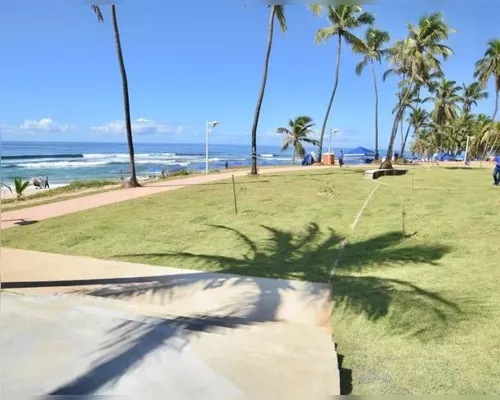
(1, 249), (339, 397)
(1, 166), (326, 230)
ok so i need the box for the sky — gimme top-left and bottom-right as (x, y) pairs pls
(1, 1), (499, 149)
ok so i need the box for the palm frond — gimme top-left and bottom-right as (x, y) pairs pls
(1, 182), (12, 194)
(355, 57), (368, 76)
(307, 5), (323, 16)
(277, 127), (291, 135)
(91, 5), (104, 22)
(273, 5), (287, 33)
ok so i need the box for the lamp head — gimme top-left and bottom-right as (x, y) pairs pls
(209, 121), (219, 128)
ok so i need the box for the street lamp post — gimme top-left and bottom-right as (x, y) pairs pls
(206, 120), (219, 174)
(464, 135), (475, 166)
(328, 128), (338, 155)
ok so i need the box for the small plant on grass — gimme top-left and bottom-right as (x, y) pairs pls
(13, 178), (30, 199)
(317, 182), (335, 196)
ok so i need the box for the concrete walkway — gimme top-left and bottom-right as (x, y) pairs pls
(1, 248), (339, 397)
(1, 166), (326, 230)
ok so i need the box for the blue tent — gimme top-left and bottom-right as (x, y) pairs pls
(432, 151), (452, 161)
(343, 147), (376, 164)
(345, 146), (375, 156)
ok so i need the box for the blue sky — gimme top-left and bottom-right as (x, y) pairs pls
(1, 2), (499, 149)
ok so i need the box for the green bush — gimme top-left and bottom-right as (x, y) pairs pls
(14, 178), (30, 199)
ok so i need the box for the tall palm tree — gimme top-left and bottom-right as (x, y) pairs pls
(381, 12), (454, 169)
(315, 5), (374, 162)
(91, 5), (139, 187)
(429, 79), (462, 159)
(355, 28), (390, 160)
(250, 5), (287, 175)
(277, 116), (319, 165)
(461, 82), (488, 113)
(475, 39), (500, 123)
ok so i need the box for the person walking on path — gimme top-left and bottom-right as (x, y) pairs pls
(338, 150), (344, 168)
(493, 154), (500, 185)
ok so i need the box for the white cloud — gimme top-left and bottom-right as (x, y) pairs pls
(91, 118), (186, 136)
(20, 118), (70, 133)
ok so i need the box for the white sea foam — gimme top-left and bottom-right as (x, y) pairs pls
(16, 158), (189, 169)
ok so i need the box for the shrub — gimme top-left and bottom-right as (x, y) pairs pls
(14, 178), (30, 199)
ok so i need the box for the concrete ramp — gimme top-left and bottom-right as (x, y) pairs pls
(1, 248), (339, 397)
(1, 292), (339, 398)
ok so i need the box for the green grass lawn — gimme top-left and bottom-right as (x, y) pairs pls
(3, 166), (500, 394)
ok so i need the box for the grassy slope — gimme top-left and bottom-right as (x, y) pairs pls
(3, 167), (500, 394)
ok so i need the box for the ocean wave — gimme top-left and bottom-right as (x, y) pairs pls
(3, 153), (84, 160)
(15, 159), (191, 169)
(259, 154), (275, 158)
(83, 152), (177, 159)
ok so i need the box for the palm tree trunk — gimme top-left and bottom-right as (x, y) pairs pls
(292, 147), (296, 166)
(318, 34), (342, 163)
(381, 78), (415, 169)
(111, 5), (139, 188)
(400, 123), (412, 156)
(493, 89), (499, 123)
(400, 114), (405, 155)
(486, 90), (500, 156)
(250, 7), (276, 176)
(370, 60), (379, 160)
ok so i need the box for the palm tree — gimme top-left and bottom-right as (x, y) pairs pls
(471, 114), (493, 157)
(277, 116), (319, 165)
(249, 5), (287, 175)
(461, 82), (488, 113)
(475, 39), (500, 123)
(405, 107), (429, 155)
(315, 5), (374, 162)
(91, 5), (140, 187)
(381, 12), (454, 169)
(355, 28), (390, 160)
(429, 79), (462, 159)
(411, 128), (433, 160)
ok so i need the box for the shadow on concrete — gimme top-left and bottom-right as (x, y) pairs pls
(46, 313), (252, 396)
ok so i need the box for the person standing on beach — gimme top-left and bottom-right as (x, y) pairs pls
(338, 150), (344, 168)
(493, 154), (500, 185)
(44, 176), (50, 189)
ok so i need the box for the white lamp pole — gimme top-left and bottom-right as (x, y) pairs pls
(328, 128), (338, 154)
(464, 135), (474, 166)
(206, 120), (219, 174)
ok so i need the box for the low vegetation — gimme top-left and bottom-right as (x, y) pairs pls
(1, 180), (119, 211)
(3, 167), (499, 394)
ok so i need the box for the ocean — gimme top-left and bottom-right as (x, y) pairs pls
(1, 141), (313, 186)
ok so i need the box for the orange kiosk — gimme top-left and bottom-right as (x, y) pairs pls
(322, 153), (335, 165)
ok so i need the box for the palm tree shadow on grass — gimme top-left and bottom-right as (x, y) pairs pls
(109, 222), (460, 339)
